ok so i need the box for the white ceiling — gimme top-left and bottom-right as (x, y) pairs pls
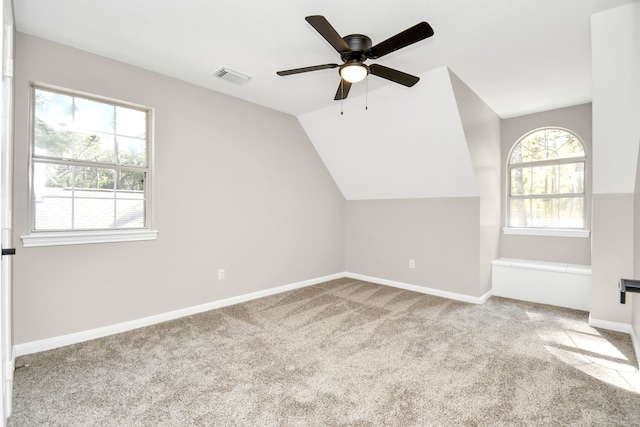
(13, 0), (636, 119)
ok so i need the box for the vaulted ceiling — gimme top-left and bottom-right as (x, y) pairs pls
(13, 0), (636, 200)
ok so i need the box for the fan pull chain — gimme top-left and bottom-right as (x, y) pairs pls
(365, 77), (368, 111)
(340, 79), (344, 115)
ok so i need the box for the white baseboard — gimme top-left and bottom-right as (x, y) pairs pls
(13, 272), (498, 357)
(588, 317), (639, 369)
(587, 315), (632, 334)
(631, 326), (640, 369)
(13, 272), (345, 357)
(345, 272), (493, 305)
(4, 347), (14, 418)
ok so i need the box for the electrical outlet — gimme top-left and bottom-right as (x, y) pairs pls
(218, 269), (225, 280)
(409, 259), (415, 269)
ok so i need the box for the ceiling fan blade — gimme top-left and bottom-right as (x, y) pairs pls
(369, 64), (420, 87)
(366, 22), (434, 59)
(334, 80), (352, 100)
(277, 63), (339, 76)
(305, 15), (350, 53)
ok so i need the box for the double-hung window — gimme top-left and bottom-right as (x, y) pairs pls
(22, 84), (157, 247)
(506, 128), (588, 236)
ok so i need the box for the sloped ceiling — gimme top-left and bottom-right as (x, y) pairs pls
(299, 66), (478, 200)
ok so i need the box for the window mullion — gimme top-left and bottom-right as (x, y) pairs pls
(33, 157), (148, 173)
(71, 166), (76, 230)
(510, 194), (585, 199)
(113, 169), (118, 230)
(510, 157), (585, 169)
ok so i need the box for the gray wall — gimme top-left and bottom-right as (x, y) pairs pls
(500, 104), (592, 265)
(345, 198), (481, 296)
(591, 194), (634, 324)
(13, 34), (346, 344)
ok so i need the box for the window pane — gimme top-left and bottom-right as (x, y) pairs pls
(531, 165), (559, 195)
(116, 107), (146, 138)
(553, 131), (585, 158)
(73, 167), (115, 194)
(115, 170), (145, 227)
(34, 90), (74, 158)
(530, 198), (559, 228)
(35, 197), (72, 230)
(509, 143), (525, 164)
(73, 167), (98, 190)
(34, 126), (75, 159)
(510, 167), (530, 195)
(558, 163), (584, 194)
(74, 198), (115, 229)
(509, 199), (530, 227)
(517, 131), (555, 162)
(72, 132), (115, 164)
(34, 162), (72, 230)
(515, 133), (543, 163)
(74, 97), (115, 134)
(511, 129), (585, 164)
(117, 136), (147, 166)
(116, 200), (145, 228)
(34, 162), (72, 192)
(558, 197), (584, 228)
(34, 89), (73, 131)
(117, 170), (145, 193)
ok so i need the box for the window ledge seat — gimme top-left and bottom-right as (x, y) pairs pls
(491, 258), (591, 311)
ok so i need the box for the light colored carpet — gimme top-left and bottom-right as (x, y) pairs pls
(10, 278), (640, 426)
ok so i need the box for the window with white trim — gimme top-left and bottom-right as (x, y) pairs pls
(507, 128), (586, 230)
(24, 85), (156, 245)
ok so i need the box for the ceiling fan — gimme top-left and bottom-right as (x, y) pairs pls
(276, 15), (434, 100)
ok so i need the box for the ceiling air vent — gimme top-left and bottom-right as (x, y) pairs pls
(213, 67), (251, 85)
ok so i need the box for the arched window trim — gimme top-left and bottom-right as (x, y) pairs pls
(503, 127), (590, 238)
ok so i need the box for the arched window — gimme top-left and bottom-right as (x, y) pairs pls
(508, 128), (586, 229)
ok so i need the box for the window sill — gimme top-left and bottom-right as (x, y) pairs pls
(502, 227), (590, 238)
(21, 229), (159, 248)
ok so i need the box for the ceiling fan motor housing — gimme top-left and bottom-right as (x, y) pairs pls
(341, 34), (372, 63)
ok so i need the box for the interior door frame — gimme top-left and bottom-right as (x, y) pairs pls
(0, 0), (14, 423)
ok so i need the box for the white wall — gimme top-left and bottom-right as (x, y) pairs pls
(12, 34), (346, 344)
(634, 149), (640, 351)
(590, 3), (640, 325)
(298, 66), (478, 200)
(592, 3), (640, 195)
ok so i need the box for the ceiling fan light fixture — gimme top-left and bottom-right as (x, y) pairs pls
(340, 63), (369, 83)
